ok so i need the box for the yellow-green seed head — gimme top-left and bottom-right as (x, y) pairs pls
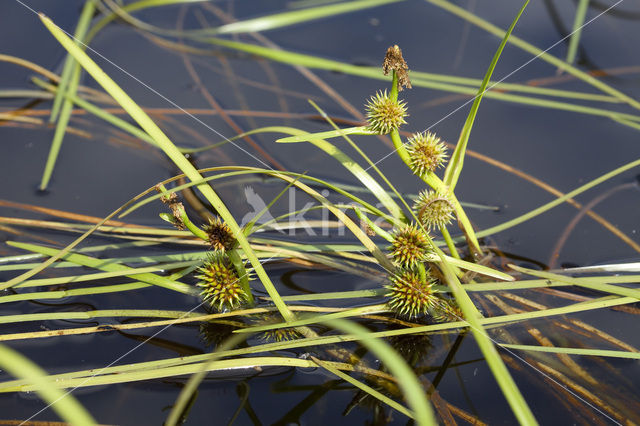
(429, 297), (463, 323)
(204, 216), (235, 252)
(413, 190), (455, 230)
(252, 313), (301, 342)
(195, 253), (248, 311)
(386, 269), (438, 318)
(365, 90), (408, 135)
(389, 224), (432, 268)
(406, 132), (448, 176)
(260, 327), (301, 343)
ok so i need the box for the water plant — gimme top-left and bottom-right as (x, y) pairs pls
(0, 1), (639, 425)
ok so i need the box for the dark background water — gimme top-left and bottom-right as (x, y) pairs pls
(0, 0), (639, 424)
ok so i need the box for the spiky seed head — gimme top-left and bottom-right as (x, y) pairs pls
(429, 297), (463, 323)
(386, 269), (439, 318)
(365, 90), (408, 135)
(260, 327), (301, 343)
(389, 224), (432, 268)
(252, 313), (301, 342)
(195, 253), (248, 311)
(413, 190), (455, 230)
(204, 216), (235, 252)
(389, 333), (432, 362)
(406, 132), (448, 176)
(199, 321), (238, 348)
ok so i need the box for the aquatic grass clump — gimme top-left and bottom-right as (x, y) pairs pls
(6, 2), (640, 424)
(195, 252), (250, 311)
(389, 224), (432, 268)
(204, 216), (235, 252)
(386, 269), (439, 319)
(413, 190), (455, 230)
(364, 89), (408, 135)
(406, 131), (448, 177)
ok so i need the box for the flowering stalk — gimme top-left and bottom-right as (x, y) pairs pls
(157, 184), (254, 307)
(379, 47), (481, 255)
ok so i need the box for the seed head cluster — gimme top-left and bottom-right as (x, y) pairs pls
(389, 224), (431, 268)
(406, 132), (448, 177)
(365, 90), (408, 135)
(386, 269), (439, 319)
(413, 190), (455, 230)
(196, 253), (248, 311)
(204, 216), (235, 252)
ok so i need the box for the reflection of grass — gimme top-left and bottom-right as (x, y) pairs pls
(0, 1), (639, 425)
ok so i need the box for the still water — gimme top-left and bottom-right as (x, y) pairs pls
(0, 0), (639, 424)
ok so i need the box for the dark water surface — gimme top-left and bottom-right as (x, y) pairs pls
(0, 0), (639, 424)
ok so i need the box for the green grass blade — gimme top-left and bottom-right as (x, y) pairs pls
(499, 344), (640, 360)
(474, 156), (640, 239)
(425, 0), (640, 110)
(311, 355), (413, 418)
(240, 126), (404, 221)
(0, 283), (150, 304)
(236, 305), (387, 334)
(39, 14), (295, 323)
(435, 243), (538, 425)
(200, 37), (640, 122)
(165, 333), (249, 426)
(40, 0), (96, 190)
(49, 0), (95, 123)
(212, 0), (404, 34)
(508, 264), (640, 300)
(0, 344), (96, 425)
(33, 77), (161, 148)
(0, 357), (375, 392)
(243, 174), (302, 236)
(444, 0), (528, 190)
(277, 126), (371, 142)
(0, 296), (634, 388)
(118, 167), (394, 225)
(7, 241), (195, 295)
(325, 319), (436, 425)
(565, 0), (590, 66)
(439, 255), (514, 281)
(0, 309), (202, 326)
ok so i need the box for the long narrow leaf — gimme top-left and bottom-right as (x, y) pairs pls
(424, 0), (640, 109)
(0, 344), (95, 425)
(565, 0), (590, 66)
(499, 344), (640, 359)
(39, 14), (295, 322)
(40, 0), (95, 190)
(444, 1), (528, 190)
(212, 0), (404, 34)
(7, 241), (195, 295)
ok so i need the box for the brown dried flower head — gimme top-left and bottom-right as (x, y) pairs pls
(204, 216), (235, 252)
(383, 45), (411, 92)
